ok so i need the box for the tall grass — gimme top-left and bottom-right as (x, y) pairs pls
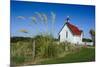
(34, 35), (65, 58)
(11, 41), (33, 65)
(10, 35), (82, 66)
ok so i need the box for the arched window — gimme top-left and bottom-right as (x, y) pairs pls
(66, 32), (68, 38)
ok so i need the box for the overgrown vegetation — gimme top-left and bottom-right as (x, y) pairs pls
(41, 47), (95, 64)
(11, 41), (33, 65)
(11, 35), (65, 66)
(10, 35), (95, 66)
(34, 35), (65, 58)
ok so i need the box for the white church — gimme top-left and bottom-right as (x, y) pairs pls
(59, 17), (83, 44)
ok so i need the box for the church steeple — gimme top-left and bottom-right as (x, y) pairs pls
(66, 16), (70, 23)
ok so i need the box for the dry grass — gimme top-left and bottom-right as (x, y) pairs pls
(10, 35), (92, 66)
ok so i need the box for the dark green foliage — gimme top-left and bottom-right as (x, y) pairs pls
(11, 37), (32, 43)
(89, 29), (95, 46)
(82, 38), (92, 42)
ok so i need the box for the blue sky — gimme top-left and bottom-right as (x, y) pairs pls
(11, 1), (95, 38)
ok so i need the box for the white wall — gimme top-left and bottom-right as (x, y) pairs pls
(59, 25), (83, 44)
(73, 34), (83, 44)
(59, 25), (74, 42)
(82, 42), (93, 46)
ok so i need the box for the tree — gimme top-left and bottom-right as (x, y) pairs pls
(89, 29), (95, 46)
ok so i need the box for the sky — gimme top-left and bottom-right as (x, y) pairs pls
(11, 1), (95, 38)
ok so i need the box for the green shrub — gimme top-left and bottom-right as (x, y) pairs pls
(34, 35), (65, 58)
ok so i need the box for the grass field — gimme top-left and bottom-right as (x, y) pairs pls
(40, 47), (95, 64)
(11, 36), (95, 66)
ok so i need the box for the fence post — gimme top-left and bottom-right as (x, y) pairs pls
(33, 40), (35, 60)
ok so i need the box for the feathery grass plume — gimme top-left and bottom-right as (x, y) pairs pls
(42, 13), (48, 24)
(42, 13), (48, 34)
(51, 12), (56, 23)
(34, 12), (43, 34)
(35, 12), (44, 23)
(19, 29), (29, 34)
(29, 16), (37, 24)
(17, 16), (25, 20)
(51, 12), (56, 36)
(29, 16), (39, 35)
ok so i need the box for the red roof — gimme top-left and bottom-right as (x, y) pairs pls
(66, 22), (82, 35)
